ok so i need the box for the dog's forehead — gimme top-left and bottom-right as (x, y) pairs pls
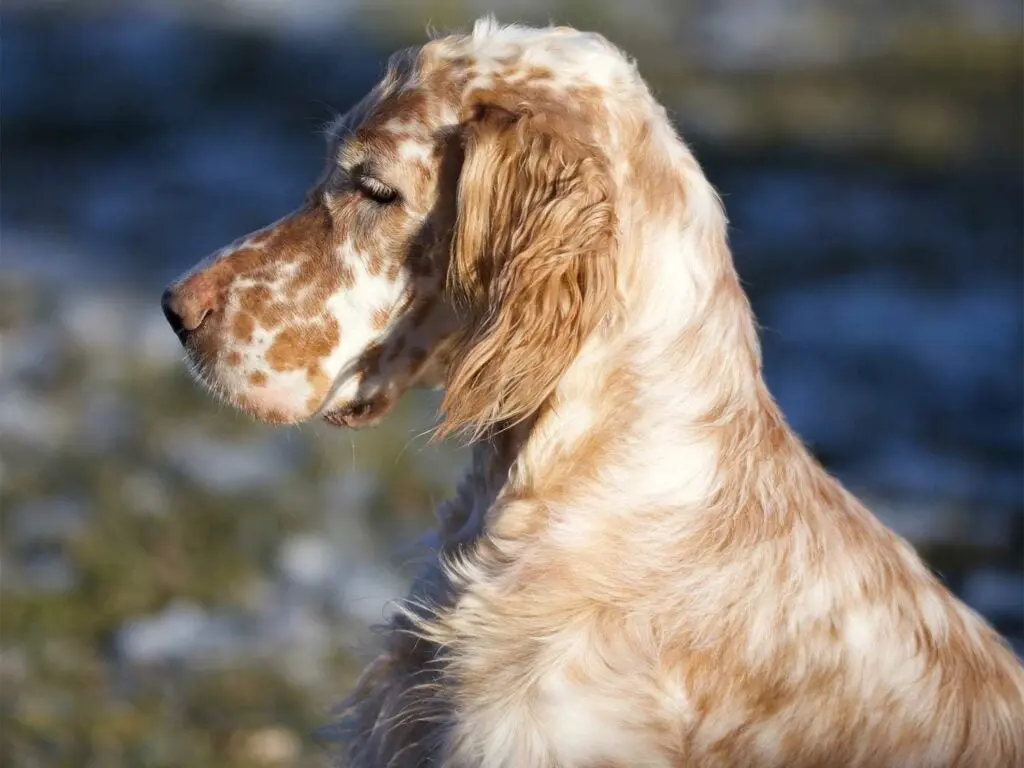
(325, 27), (632, 174)
(331, 29), (608, 136)
(326, 46), (461, 146)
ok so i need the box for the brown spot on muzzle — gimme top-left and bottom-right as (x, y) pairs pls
(239, 286), (289, 329)
(265, 319), (341, 373)
(232, 313), (255, 343)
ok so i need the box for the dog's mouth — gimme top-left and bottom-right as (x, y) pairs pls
(322, 394), (393, 429)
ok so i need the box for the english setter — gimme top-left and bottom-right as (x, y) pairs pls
(161, 19), (1024, 767)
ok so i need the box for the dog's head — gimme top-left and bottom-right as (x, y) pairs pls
(162, 21), (631, 435)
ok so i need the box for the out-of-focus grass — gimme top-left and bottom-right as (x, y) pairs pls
(0, 275), (464, 766)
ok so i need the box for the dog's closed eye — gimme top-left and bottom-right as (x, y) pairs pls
(356, 174), (399, 205)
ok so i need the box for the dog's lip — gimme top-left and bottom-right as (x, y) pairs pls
(322, 394), (391, 429)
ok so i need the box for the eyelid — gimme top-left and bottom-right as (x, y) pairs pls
(357, 174), (396, 197)
(353, 167), (399, 204)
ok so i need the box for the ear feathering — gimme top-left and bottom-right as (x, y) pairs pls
(439, 104), (618, 440)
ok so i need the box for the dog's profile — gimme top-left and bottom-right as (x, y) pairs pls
(161, 19), (1024, 768)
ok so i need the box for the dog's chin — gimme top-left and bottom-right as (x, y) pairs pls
(183, 349), (397, 430)
(184, 359), (317, 426)
(227, 388), (310, 426)
(322, 393), (394, 430)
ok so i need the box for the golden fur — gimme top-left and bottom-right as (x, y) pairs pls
(162, 19), (1024, 767)
(442, 101), (618, 438)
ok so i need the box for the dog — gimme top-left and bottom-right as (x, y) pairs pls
(161, 19), (1024, 768)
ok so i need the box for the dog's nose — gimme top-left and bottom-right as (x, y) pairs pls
(161, 274), (218, 340)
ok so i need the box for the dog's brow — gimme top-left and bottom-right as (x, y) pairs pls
(326, 78), (394, 148)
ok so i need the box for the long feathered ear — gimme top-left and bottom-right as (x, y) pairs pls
(438, 104), (617, 439)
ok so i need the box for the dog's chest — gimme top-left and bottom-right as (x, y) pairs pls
(349, 616), (675, 768)
(339, 550), (684, 767)
(446, 658), (678, 768)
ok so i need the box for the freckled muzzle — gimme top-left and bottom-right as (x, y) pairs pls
(160, 205), (349, 424)
(161, 201), (418, 429)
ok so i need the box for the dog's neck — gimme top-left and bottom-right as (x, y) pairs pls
(458, 158), (794, 545)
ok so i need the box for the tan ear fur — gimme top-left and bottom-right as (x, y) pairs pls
(439, 105), (617, 439)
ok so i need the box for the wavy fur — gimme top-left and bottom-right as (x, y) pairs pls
(165, 18), (1024, 768)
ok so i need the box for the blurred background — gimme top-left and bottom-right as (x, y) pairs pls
(1, 0), (1022, 765)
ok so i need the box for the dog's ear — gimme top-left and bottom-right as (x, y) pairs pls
(439, 103), (617, 439)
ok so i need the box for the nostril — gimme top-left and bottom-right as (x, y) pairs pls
(161, 287), (186, 336)
(194, 307), (212, 327)
(161, 277), (218, 340)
